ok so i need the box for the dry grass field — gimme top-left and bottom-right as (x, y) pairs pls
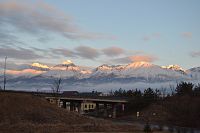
(0, 92), (146, 133)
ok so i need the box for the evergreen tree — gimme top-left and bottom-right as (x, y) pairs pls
(175, 82), (193, 96)
(143, 88), (155, 102)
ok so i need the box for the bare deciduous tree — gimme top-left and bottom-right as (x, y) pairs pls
(51, 77), (62, 97)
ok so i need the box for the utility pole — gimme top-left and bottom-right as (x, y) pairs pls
(3, 56), (7, 91)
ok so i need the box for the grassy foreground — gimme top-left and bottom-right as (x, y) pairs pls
(0, 92), (145, 133)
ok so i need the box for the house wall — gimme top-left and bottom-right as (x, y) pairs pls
(81, 102), (96, 111)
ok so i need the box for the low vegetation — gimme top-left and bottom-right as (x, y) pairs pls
(111, 82), (200, 129)
(165, 83), (200, 128)
(0, 92), (141, 133)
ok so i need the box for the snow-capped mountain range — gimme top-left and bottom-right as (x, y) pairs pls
(0, 60), (200, 91)
(91, 62), (188, 81)
(42, 60), (92, 79)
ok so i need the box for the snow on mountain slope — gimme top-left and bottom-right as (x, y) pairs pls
(3, 62), (49, 78)
(162, 64), (186, 74)
(2, 61), (198, 86)
(2, 61), (200, 91)
(91, 64), (124, 78)
(31, 63), (50, 71)
(42, 60), (92, 79)
(187, 67), (200, 79)
(126, 61), (153, 68)
(124, 62), (188, 80)
(92, 62), (189, 81)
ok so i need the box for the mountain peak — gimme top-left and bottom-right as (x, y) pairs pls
(62, 60), (73, 65)
(162, 64), (185, 72)
(96, 64), (113, 71)
(188, 67), (200, 72)
(127, 61), (154, 68)
(53, 60), (76, 68)
(31, 63), (49, 69)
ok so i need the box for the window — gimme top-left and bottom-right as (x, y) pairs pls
(85, 105), (87, 108)
(50, 99), (54, 103)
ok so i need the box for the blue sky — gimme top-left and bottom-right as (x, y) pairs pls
(0, 0), (200, 69)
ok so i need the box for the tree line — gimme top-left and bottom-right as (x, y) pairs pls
(109, 82), (200, 128)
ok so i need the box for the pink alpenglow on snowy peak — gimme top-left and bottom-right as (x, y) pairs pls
(62, 60), (73, 65)
(4, 62), (49, 76)
(0, 61), (195, 78)
(42, 60), (92, 78)
(1, 60), (200, 91)
(31, 63), (50, 69)
(162, 65), (186, 74)
(126, 61), (154, 69)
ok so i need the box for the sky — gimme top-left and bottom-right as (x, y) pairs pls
(0, 0), (200, 70)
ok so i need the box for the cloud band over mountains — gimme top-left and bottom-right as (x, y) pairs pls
(0, 46), (42, 60)
(50, 46), (157, 64)
(0, 44), (157, 65)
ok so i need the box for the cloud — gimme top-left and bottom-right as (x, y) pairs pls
(152, 33), (161, 38)
(0, 32), (17, 41)
(0, 46), (42, 60)
(37, 36), (52, 43)
(102, 46), (124, 56)
(129, 55), (157, 62)
(52, 46), (125, 59)
(74, 46), (100, 59)
(142, 33), (161, 41)
(53, 48), (76, 57)
(143, 36), (151, 41)
(0, 0), (114, 40)
(29, 47), (48, 53)
(190, 51), (200, 57)
(0, 31), (23, 46)
(0, 61), (26, 70)
(110, 55), (157, 64)
(181, 32), (192, 38)
(50, 46), (152, 62)
(6, 69), (45, 75)
(110, 57), (132, 64)
(51, 46), (100, 59)
(51, 46), (128, 60)
(50, 46), (157, 65)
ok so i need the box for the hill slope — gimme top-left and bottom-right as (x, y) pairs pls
(0, 92), (139, 133)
